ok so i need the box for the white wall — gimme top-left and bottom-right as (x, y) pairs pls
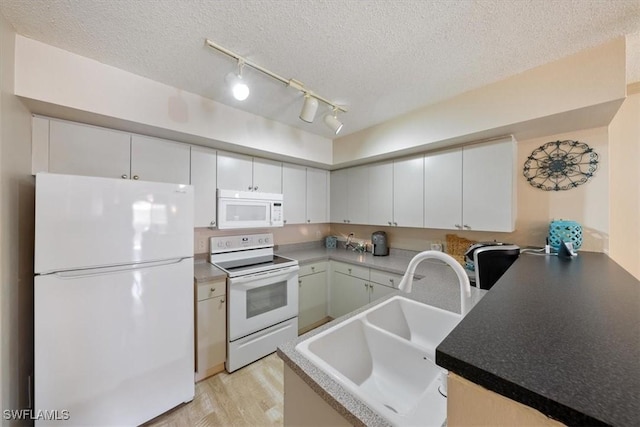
(333, 38), (626, 166)
(0, 12), (36, 425)
(609, 90), (640, 279)
(13, 36), (333, 166)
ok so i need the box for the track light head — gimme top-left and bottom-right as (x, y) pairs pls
(299, 95), (319, 123)
(324, 108), (343, 135)
(225, 60), (250, 101)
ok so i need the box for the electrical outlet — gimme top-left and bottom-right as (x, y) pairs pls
(315, 230), (322, 238)
(197, 238), (207, 253)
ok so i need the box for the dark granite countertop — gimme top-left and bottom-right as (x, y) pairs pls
(436, 252), (640, 426)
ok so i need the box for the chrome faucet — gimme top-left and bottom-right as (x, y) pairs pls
(397, 251), (472, 316)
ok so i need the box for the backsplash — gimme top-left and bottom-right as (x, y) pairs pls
(194, 223), (331, 255)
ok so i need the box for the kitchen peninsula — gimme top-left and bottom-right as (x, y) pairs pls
(279, 251), (640, 426)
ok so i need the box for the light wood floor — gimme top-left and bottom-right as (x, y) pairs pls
(143, 353), (284, 426)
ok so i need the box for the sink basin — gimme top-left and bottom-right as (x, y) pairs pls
(295, 296), (462, 426)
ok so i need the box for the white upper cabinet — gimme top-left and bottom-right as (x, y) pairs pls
(462, 139), (516, 232)
(282, 163), (307, 225)
(49, 120), (131, 179)
(306, 167), (329, 223)
(130, 135), (190, 184)
(190, 146), (217, 228)
(393, 155), (424, 228)
(217, 151), (282, 193)
(216, 151), (253, 191)
(348, 166), (369, 225)
(252, 158), (282, 193)
(423, 139), (516, 232)
(329, 169), (348, 223)
(47, 119), (190, 185)
(424, 148), (463, 229)
(368, 161), (393, 226)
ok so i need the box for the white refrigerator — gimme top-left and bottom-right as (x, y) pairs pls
(34, 173), (195, 426)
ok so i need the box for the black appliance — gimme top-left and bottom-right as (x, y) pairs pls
(371, 231), (389, 256)
(465, 243), (520, 290)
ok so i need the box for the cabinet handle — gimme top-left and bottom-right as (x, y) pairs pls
(254, 186), (258, 191)
(389, 278), (394, 284)
(393, 222), (398, 226)
(343, 220), (346, 223)
(347, 220), (351, 223)
(388, 221), (392, 225)
(121, 174), (128, 179)
(463, 224), (471, 229)
(370, 284), (374, 291)
(248, 186), (252, 190)
(283, 219), (287, 224)
(364, 283), (368, 289)
(220, 298), (225, 303)
(133, 175), (139, 180)
(307, 219), (311, 223)
(311, 266), (315, 271)
(298, 279), (302, 287)
(348, 268), (352, 274)
(210, 287), (216, 293)
(455, 224), (462, 229)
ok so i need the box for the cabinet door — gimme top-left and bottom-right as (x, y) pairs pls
(191, 146), (217, 228)
(368, 161), (393, 226)
(49, 120), (131, 179)
(306, 167), (329, 223)
(424, 148), (463, 229)
(298, 271), (328, 332)
(253, 158), (282, 193)
(393, 155), (424, 227)
(348, 166), (369, 225)
(462, 139), (516, 232)
(217, 151), (253, 191)
(282, 163), (307, 225)
(130, 135), (190, 184)
(330, 169), (348, 223)
(329, 272), (369, 319)
(196, 294), (226, 382)
(369, 282), (394, 303)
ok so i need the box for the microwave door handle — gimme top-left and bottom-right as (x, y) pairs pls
(229, 266), (299, 285)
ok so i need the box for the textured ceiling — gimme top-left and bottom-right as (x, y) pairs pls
(2, 0), (639, 138)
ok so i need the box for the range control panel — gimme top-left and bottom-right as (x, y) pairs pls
(210, 233), (274, 254)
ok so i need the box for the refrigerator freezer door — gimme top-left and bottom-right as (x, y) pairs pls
(35, 258), (194, 426)
(35, 173), (193, 273)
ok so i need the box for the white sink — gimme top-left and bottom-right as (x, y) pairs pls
(295, 296), (462, 426)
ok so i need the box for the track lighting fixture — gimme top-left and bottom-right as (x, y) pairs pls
(205, 38), (347, 133)
(324, 108), (343, 135)
(299, 94), (318, 123)
(225, 59), (250, 101)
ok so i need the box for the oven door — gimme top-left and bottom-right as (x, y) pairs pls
(228, 265), (299, 341)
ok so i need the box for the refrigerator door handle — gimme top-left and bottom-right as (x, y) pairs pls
(47, 257), (192, 278)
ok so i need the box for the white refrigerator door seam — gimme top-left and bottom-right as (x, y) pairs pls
(40, 257), (193, 277)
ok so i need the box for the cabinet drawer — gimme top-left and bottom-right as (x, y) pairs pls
(299, 261), (327, 277)
(369, 269), (403, 288)
(197, 280), (226, 301)
(331, 261), (369, 280)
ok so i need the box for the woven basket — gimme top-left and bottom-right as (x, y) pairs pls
(445, 234), (477, 265)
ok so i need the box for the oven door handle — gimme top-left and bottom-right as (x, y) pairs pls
(229, 265), (299, 285)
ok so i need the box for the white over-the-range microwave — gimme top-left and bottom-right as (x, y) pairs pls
(217, 189), (284, 229)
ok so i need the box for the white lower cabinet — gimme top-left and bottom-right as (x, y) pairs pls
(195, 279), (226, 382)
(329, 261), (395, 319)
(298, 262), (328, 333)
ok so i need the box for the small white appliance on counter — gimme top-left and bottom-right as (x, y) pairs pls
(217, 189), (284, 229)
(209, 233), (299, 372)
(34, 173), (195, 426)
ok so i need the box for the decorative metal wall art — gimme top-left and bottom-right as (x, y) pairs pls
(523, 140), (599, 191)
